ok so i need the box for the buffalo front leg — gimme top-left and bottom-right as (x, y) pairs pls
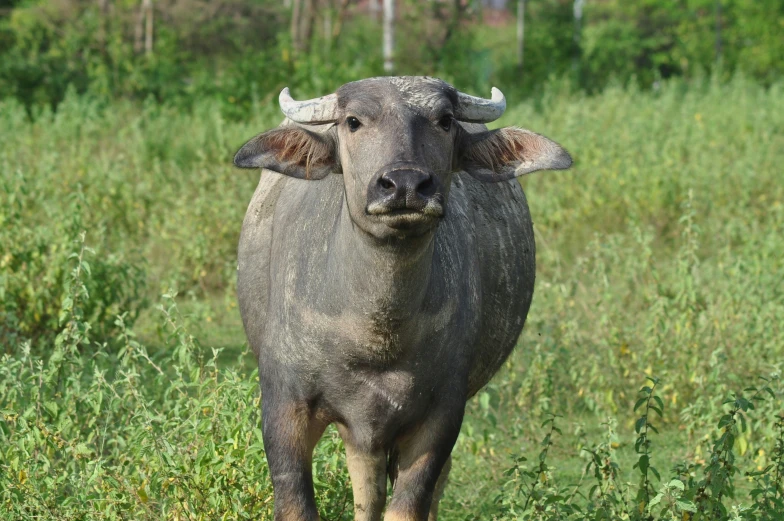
(338, 425), (387, 521)
(427, 456), (451, 521)
(385, 407), (463, 521)
(262, 397), (328, 521)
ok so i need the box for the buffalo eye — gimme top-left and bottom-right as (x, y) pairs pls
(346, 116), (362, 132)
(438, 114), (453, 131)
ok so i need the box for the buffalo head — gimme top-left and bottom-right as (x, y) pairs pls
(234, 76), (571, 240)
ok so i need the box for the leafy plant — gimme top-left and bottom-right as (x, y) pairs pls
(1, 77), (783, 520)
(633, 376), (662, 517)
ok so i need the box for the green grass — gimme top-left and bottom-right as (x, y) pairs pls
(1, 75), (783, 519)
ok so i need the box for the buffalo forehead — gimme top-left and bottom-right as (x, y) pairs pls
(337, 76), (457, 117)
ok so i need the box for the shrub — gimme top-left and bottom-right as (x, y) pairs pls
(0, 190), (146, 351)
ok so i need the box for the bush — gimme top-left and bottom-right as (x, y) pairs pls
(0, 183), (146, 351)
(1, 77), (782, 519)
(0, 265), (352, 519)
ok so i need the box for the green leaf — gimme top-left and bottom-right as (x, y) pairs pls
(635, 416), (647, 433)
(638, 454), (649, 474)
(43, 401), (59, 417)
(73, 443), (91, 456)
(668, 479), (685, 490)
(745, 465), (773, 477)
(635, 437), (645, 453)
(676, 500), (697, 512)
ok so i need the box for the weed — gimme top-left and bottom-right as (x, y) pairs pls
(1, 77), (782, 519)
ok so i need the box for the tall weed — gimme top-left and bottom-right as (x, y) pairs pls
(1, 77), (782, 519)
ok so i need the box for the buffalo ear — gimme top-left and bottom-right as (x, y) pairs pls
(459, 127), (572, 182)
(234, 126), (338, 180)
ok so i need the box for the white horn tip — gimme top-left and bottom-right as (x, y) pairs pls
(490, 87), (506, 108)
(279, 87), (293, 105)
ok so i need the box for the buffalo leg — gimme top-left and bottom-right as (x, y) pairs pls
(338, 425), (387, 521)
(384, 408), (463, 521)
(262, 398), (327, 521)
(427, 456), (451, 521)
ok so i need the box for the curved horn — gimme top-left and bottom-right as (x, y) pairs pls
(279, 87), (339, 124)
(454, 87), (507, 123)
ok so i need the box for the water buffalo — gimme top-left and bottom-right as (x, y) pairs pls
(234, 76), (571, 521)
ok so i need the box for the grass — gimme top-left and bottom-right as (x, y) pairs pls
(1, 74), (783, 519)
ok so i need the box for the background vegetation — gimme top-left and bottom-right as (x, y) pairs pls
(1, 0), (783, 113)
(1, 1), (783, 519)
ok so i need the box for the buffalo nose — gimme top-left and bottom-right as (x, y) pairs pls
(367, 166), (445, 217)
(377, 169), (437, 202)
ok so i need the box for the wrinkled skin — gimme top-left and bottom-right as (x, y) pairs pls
(234, 77), (572, 521)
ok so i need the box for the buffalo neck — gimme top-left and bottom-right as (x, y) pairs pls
(327, 199), (436, 321)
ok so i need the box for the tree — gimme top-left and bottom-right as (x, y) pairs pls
(134, 0), (153, 55)
(383, 0), (395, 72)
(517, 0), (525, 72)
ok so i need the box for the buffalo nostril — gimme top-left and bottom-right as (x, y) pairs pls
(416, 176), (436, 197)
(379, 177), (395, 191)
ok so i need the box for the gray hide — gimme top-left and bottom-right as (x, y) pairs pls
(234, 77), (571, 521)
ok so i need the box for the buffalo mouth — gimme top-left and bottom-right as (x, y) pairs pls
(366, 201), (445, 230)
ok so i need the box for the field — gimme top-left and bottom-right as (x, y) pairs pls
(1, 76), (783, 520)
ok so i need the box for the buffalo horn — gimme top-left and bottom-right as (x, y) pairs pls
(279, 88), (339, 124)
(454, 87), (507, 123)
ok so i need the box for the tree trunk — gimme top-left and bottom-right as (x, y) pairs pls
(383, 0), (395, 72)
(332, 0), (351, 42)
(144, 0), (153, 56)
(134, 1), (144, 53)
(516, 0), (525, 72)
(98, 0), (109, 54)
(291, 0), (301, 53)
(714, 0), (723, 64)
(369, 0), (380, 22)
(300, 0), (315, 53)
(572, 0), (584, 76)
(323, 2), (332, 51)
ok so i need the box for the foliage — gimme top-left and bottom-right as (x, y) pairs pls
(0, 0), (285, 110)
(578, 0), (784, 89)
(1, 76), (783, 519)
(0, 90), (267, 350)
(1, 0), (783, 112)
(491, 376), (784, 520)
(0, 284), (352, 519)
(0, 173), (146, 351)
